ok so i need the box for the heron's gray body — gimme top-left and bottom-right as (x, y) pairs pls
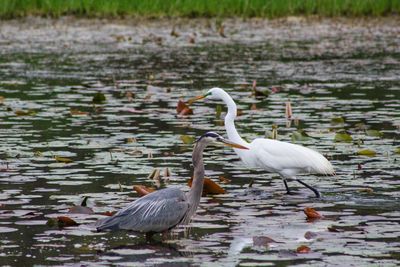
(96, 187), (190, 232)
(95, 133), (219, 234)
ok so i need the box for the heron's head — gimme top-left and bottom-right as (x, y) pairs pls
(187, 87), (226, 104)
(195, 132), (248, 150)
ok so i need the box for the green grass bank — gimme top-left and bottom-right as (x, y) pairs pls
(1, 0), (399, 19)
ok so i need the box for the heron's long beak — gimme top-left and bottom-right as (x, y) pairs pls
(218, 138), (249, 150)
(187, 95), (206, 105)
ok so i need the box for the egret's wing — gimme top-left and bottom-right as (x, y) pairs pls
(96, 187), (189, 233)
(250, 138), (334, 175)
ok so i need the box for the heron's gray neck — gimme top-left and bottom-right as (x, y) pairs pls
(187, 141), (206, 218)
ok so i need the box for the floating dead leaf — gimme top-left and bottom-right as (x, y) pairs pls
(54, 156), (73, 163)
(291, 129), (312, 142)
(253, 236), (280, 247)
(395, 147), (400, 154)
(170, 27), (180, 37)
(15, 109), (36, 116)
(266, 124), (278, 139)
(133, 185), (156, 197)
(126, 137), (136, 143)
(163, 167), (171, 177)
(296, 245), (311, 254)
(126, 91), (134, 102)
(176, 100), (193, 115)
(304, 207), (323, 220)
(219, 176), (231, 184)
(254, 88), (270, 97)
(358, 188), (374, 194)
(357, 149), (376, 156)
(101, 211), (117, 216)
(304, 231), (318, 240)
(180, 135), (195, 144)
(188, 36), (195, 44)
(250, 103), (257, 110)
(147, 168), (160, 181)
(188, 177), (225, 196)
(56, 216), (79, 227)
(237, 109), (243, 116)
(334, 131), (353, 142)
(218, 25), (226, 38)
(70, 108), (89, 116)
(0, 96), (4, 104)
(92, 92), (106, 104)
(365, 129), (383, 138)
(285, 101), (292, 119)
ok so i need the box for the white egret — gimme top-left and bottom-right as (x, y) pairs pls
(188, 88), (334, 197)
(96, 132), (248, 237)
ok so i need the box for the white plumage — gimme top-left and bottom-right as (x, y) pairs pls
(191, 87), (334, 197)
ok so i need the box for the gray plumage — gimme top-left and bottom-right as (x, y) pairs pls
(96, 132), (239, 233)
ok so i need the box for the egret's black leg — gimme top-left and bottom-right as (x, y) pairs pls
(297, 179), (320, 198)
(283, 180), (291, 194)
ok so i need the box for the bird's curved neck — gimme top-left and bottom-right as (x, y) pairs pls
(220, 91), (247, 146)
(187, 141), (206, 218)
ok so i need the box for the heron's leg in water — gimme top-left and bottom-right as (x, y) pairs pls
(283, 180), (291, 194)
(297, 179), (320, 198)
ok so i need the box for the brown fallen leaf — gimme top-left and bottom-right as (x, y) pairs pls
(176, 100), (193, 115)
(358, 188), (374, 194)
(15, 109), (36, 116)
(218, 25), (226, 38)
(296, 245), (311, 253)
(219, 176), (231, 184)
(56, 216), (79, 227)
(304, 207), (324, 220)
(101, 211), (117, 216)
(188, 177), (225, 196)
(126, 91), (134, 102)
(133, 185), (156, 197)
(170, 27), (180, 37)
(285, 101), (292, 119)
(70, 108), (89, 116)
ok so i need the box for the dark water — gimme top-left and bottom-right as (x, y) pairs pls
(0, 18), (399, 266)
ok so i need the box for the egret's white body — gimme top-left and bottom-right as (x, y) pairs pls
(196, 88), (334, 197)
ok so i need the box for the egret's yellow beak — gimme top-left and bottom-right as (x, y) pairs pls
(218, 137), (249, 150)
(187, 95), (206, 105)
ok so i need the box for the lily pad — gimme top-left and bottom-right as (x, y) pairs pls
(334, 131), (353, 142)
(357, 149), (376, 156)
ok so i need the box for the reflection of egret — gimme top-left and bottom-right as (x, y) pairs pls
(189, 88), (334, 197)
(96, 132), (248, 236)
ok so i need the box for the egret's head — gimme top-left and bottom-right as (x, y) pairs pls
(195, 132), (248, 150)
(187, 87), (226, 104)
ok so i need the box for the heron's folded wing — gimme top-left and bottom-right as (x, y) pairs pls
(96, 188), (189, 232)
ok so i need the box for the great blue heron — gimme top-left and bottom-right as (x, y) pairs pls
(188, 88), (334, 197)
(96, 132), (248, 236)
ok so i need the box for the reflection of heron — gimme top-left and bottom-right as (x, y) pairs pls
(189, 88), (334, 197)
(96, 132), (248, 236)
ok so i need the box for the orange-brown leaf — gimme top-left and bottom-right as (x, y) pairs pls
(304, 207), (323, 220)
(296, 245), (311, 253)
(101, 211), (117, 216)
(176, 100), (189, 113)
(188, 177), (226, 195)
(57, 216), (79, 227)
(219, 176), (231, 184)
(70, 108), (89, 116)
(133, 185), (156, 197)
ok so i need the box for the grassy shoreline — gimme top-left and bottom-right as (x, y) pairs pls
(1, 0), (399, 19)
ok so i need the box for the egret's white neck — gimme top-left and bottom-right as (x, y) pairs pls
(219, 90), (247, 146)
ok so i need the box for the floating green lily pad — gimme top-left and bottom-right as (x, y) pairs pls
(291, 129), (312, 142)
(93, 92), (106, 104)
(334, 132), (353, 142)
(357, 149), (376, 156)
(365, 129), (383, 138)
(331, 117), (345, 125)
(180, 135), (195, 144)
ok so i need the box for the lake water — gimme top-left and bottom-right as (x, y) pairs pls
(0, 17), (399, 266)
